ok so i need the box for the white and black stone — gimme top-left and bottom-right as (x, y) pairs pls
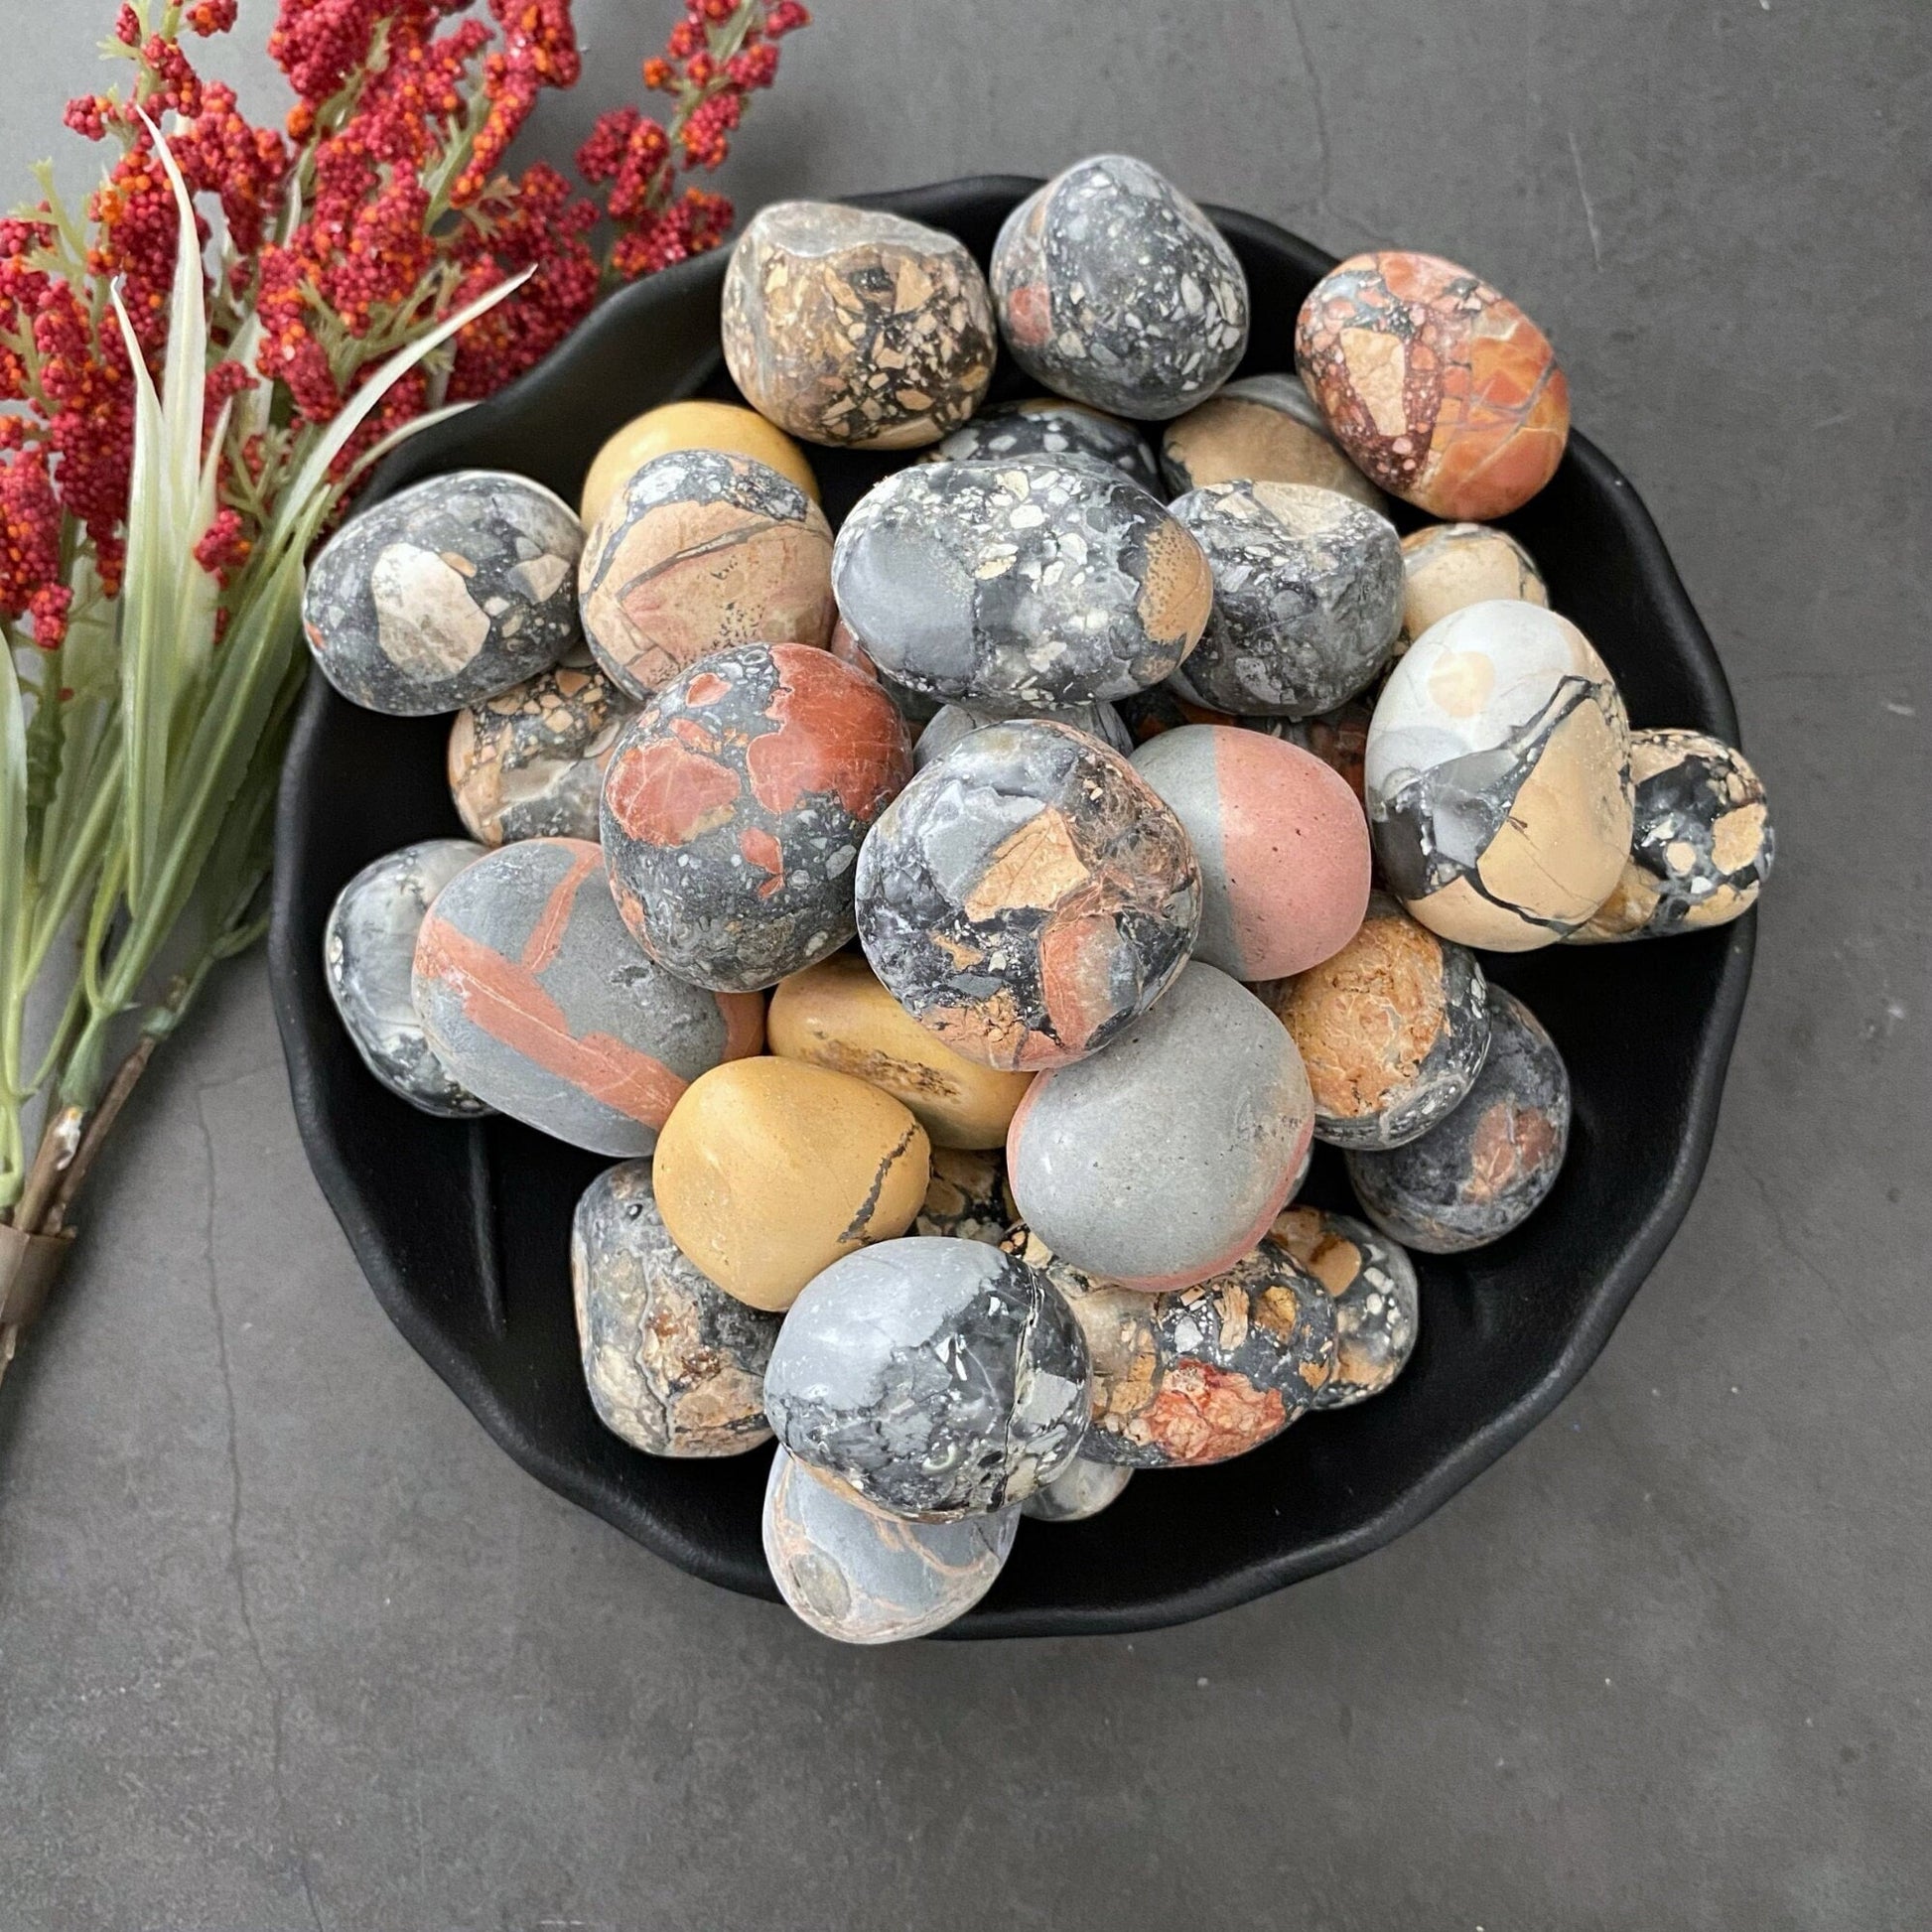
(571, 1162), (780, 1457)
(303, 470), (582, 716)
(761, 1235), (1091, 1519)
(324, 838), (490, 1117)
(913, 698), (1132, 769)
(832, 456), (1212, 710)
(991, 153), (1250, 420)
(1167, 481), (1403, 717)
(1269, 1204), (1420, 1408)
(921, 398), (1161, 491)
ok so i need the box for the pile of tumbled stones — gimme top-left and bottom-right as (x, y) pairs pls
(314, 154), (1774, 1644)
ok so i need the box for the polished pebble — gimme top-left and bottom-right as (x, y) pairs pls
(921, 397), (1161, 491)
(856, 719), (1201, 1071)
(601, 641), (912, 993)
(913, 1147), (1013, 1246)
(1262, 698), (1375, 808)
(303, 471), (582, 715)
(914, 699), (1132, 768)
(1160, 372), (1387, 510)
(1007, 963), (1313, 1290)
(571, 1162), (779, 1455)
(578, 398), (818, 524)
(830, 614), (942, 728)
(832, 457), (1212, 709)
(1116, 685), (1235, 744)
(762, 1236), (1090, 1517)
(1399, 521), (1548, 655)
(325, 839), (490, 1117)
(1346, 988), (1570, 1253)
(1269, 1204), (1419, 1407)
(1167, 481), (1403, 718)
(1020, 1456), (1133, 1523)
(411, 837), (763, 1156)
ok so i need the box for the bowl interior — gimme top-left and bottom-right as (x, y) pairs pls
(269, 178), (1752, 1637)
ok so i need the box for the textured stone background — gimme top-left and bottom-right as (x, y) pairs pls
(2, 3), (1927, 1927)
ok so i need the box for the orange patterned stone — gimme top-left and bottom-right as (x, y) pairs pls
(1295, 251), (1570, 520)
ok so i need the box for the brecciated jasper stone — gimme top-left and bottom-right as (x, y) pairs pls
(762, 1235), (1090, 1518)
(1366, 602), (1634, 951)
(1257, 891), (1490, 1151)
(447, 647), (634, 847)
(766, 951), (1034, 1151)
(303, 471), (582, 716)
(1399, 521), (1548, 652)
(914, 699), (1132, 769)
(1269, 1205), (1419, 1408)
(571, 1163), (779, 1457)
(600, 642), (912, 993)
(1160, 373), (1387, 511)
(1296, 251), (1570, 520)
(577, 397), (818, 526)
(1131, 725), (1370, 981)
(721, 201), (997, 450)
(921, 397), (1161, 492)
(1010, 1226), (1335, 1469)
(1167, 482), (1403, 718)
(914, 1147), (1012, 1246)
(831, 457), (1212, 709)
(411, 837), (763, 1156)
(855, 719), (1201, 1072)
(1021, 1455), (1132, 1523)
(990, 153), (1249, 420)
(1007, 963), (1313, 1290)
(325, 839), (490, 1118)
(577, 450), (834, 702)
(1346, 988), (1570, 1254)
(1571, 729), (1774, 943)
(650, 1058), (930, 1313)
(762, 1449), (1017, 1645)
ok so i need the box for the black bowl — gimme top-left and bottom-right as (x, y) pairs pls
(269, 178), (1753, 1637)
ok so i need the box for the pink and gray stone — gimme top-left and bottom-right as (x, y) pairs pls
(831, 457), (1212, 710)
(411, 836), (764, 1157)
(1020, 1456), (1133, 1523)
(921, 397), (1161, 492)
(571, 1162), (779, 1456)
(913, 698), (1131, 769)
(1345, 988), (1570, 1253)
(324, 838), (490, 1118)
(1130, 723), (1371, 980)
(1006, 962), (1312, 1290)
(990, 153), (1250, 420)
(1167, 480), (1404, 718)
(760, 1235), (1091, 1519)
(762, 1448), (1018, 1644)
(303, 470), (583, 716)
(1268, 1204), (1420, 1408)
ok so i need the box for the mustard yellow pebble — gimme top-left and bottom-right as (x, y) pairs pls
(578, 399), (819, 524)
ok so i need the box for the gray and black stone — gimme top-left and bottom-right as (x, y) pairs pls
(990, 153), (1250, 420)
(921, 397), (1162, 492)
(303, 470), (583, 715)
(832, 456), (1213, 710)
(760, 1235), (1091, 1519)
(323, 838), (491, 1118)
(1167, 480), (1404, 717)
(1268, 1204), (1420, 1408)
(913, 698), (1132, 769)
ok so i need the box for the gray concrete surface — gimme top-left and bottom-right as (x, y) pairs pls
(2, 3), (1927, 1927)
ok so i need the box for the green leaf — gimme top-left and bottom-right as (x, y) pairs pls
(0, 641), (28, 1101)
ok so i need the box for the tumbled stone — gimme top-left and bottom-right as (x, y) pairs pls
(1021, 1456), (1133, 1523)
(1398, 521), (1548, 655)
(913, 1147), (1013, 1246)
(578, 398), (818, 525)
(922, 397), (1160, 491)
(1269, 1204), (1419, 1408)
(913, 699), (1132, 769)
(1160, 372), (1386, 509)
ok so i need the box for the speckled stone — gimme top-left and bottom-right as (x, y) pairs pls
(990, 154), (1249, 420)
(913, 1147), (1012, 1246)
(832, 457), (1211, 710)
(1012, 1226), (1336, 1469)
(855, 719), (1201, 1071)
(570, 1163), (779, 1456)
(577, 449), (834, 702)
(1007, 963), (1312, 1290)
(1346, 988), (1569, 1253)
(324, 839), (490, 1117)
(1167, 481), (1404, 718)
(1160, 373), (1387, 510)
(1571, 729), (1774, 942)
(447, 646), (634, 847)
(721, 201), (997, 450)
(1366, 602), (1634, 951)
(1268, 1205), (1419, 1408)
(600, 642), (912, 993)
(762, 1449), (1017, 1644)
(1398, 521), (1548, 655)
(1257, 891), (1490, 1150)
(651, 1058), (929, 1313)
(767, 951), (1034, 1150)
(1296, 251), (1570, 520)
(921, 398), (1161, 491)
(578, 398), (818, 525)
(1131, 724), (1371, 980)
(914, 699), (1132, 769)
(303, 471), (583, 716)
(829, 614), (942, 728)
(763, 1236), (1090, 1518)
(1020, 1456), (1133, 1522)
(411, 837), (763, 1156)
